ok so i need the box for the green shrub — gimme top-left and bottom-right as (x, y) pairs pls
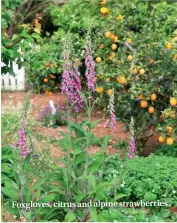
(2, 112), (20, 146)
(154, 143), (177, 157)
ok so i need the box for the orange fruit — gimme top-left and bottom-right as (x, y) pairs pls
(127, 55), (133, 62)
(111, 52), (116, 57)
(173, 54), (177, 59)
(127, 38), (132, 44)
(44, 78), (49, 83)
(170, 97), (177, 107)
(111, 44), (117, 50)
(50, 74), (56, 79)
(96, 87), (104, 93)
(110, 34), (115, 41)
(113, 35), (119, 42)
(149, 58), (155, 63)
(108, 56), (113, 61)
(140, 69), (145, 75)
(99, 44), (104, 49)
(148, 107), (155, 113)
(48, 92), (53, 96)
(160, 114), (164, 119)
(133, 68), (138, 74)
(116, 15), (123, 21)
(166, 43), (172, 50)
(151, 93), (157, 101)
(118, 76), (126, 85)
(105, 77), (110, 82)
(100, 7), (109, 14)
(96, 57), (102, 63)
(100, 0), (107, 5)
(140, 100), (148, 108)
(167, 126), (173, 134)
(159, 136), (165, 143)
(166, 137), (174, 145)
(107, 89), (113, 95)
(170, 113), (176, 119)
(105, 31), (111, 38)
(138, 94), (143, 100)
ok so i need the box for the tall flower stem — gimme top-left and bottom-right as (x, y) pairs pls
(66, 99), (73, 202)
(87, 92), (92, 122)
(83, 25), (96, 193)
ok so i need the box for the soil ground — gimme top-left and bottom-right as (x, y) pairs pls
(2, 92), (159, 158)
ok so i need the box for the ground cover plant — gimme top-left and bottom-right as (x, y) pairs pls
(1, 0), (177, 222)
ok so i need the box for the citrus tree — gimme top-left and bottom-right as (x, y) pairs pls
(24, 36), (62, 94)
(50, 0), (177, 154)
(26, 0), (177, 153)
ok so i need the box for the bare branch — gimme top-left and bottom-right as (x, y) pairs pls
(25, 0), (33, 14)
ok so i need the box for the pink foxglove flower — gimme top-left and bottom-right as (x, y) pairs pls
(85, 30), (95, 92)
(14, 120), (28, 158)
(14, 95), (30, 159)
(129, 117), (136, 159)
(61, 49), (82, 112)
(104, 89), (117, 131)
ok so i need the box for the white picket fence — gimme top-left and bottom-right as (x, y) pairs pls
(1, 63), (25, 91)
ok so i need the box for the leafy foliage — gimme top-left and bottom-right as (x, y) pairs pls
(1, 0), (43, 75)
(117, 155), (177, 205)
(25, 36), (62, 93)
(25, 0), (177, 152)
(154, 143), (177, 157)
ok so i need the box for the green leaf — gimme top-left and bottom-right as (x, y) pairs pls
(113, 193), (127, 201)
(144, 192), (157, 201)
(32, 33), (41, 39)
(2, 187), (19, 201)
(89, 207), (98, 222)
(38, 195), (55, 203)
(75, 194), (87, 203)
(70, 122), (86, 138)
(12, 34), (19, 41)
(87, 119), (101, 129)
(21, 30), (30, 38)
(88, 175), (96, 191)
(64, 211), (76, 222)
(34, 27), (41, 34)
(1, 163), (12, 173)
(24, 153), (31, 169)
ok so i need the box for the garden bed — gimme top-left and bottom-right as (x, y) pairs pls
(2, 92), (161, 158)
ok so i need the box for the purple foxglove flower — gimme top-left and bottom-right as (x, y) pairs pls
(85, 35), (95, 92)
(61, 51), (82, 112)
(129, 138), (135, 160)
(14, 119), (28, 158)
(129, 117), (136, 159)
(104, 119), (109, 128)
